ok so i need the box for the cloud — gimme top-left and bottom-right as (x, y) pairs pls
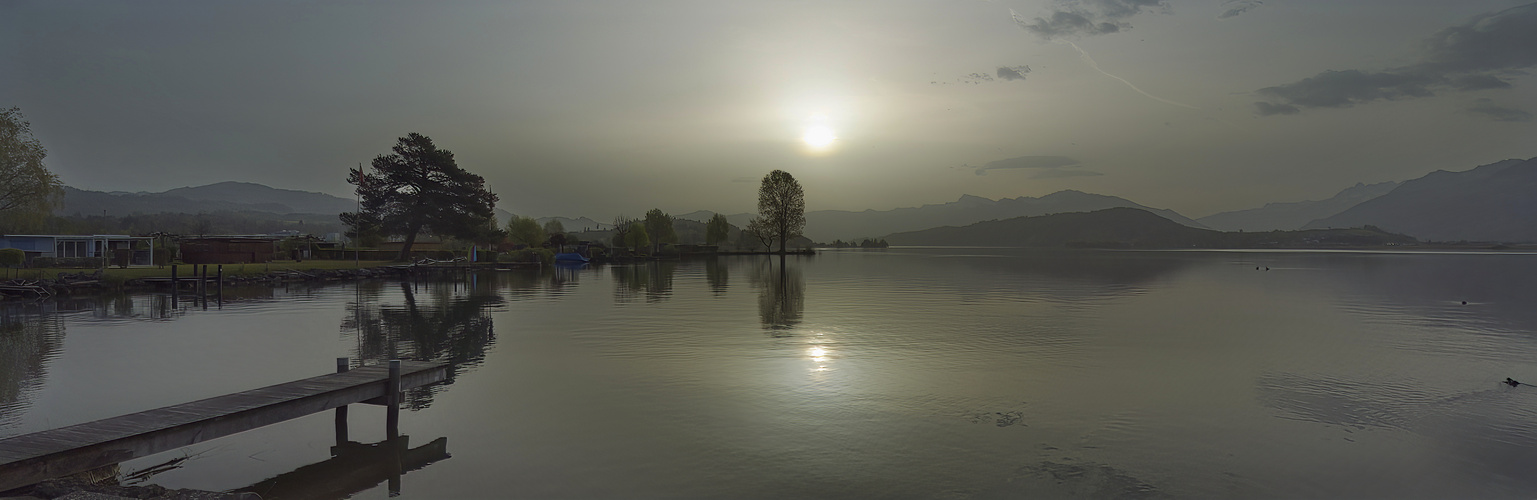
(997, 65), (1032, 81)
(1253, 3), (1537, 114)
(1217, 0), (1262, 19)
(944, 65), (1032, 85)
(1012, 0), (1168, 40)
(972, 155), (1098, 176)
(731, 177), (757, 183)
(1466, 98), (1533, 122)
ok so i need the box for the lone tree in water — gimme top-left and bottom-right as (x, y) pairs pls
(342, 133), (500, 261)
(754, 170), (805, 252)
(0, 107), (63, 233)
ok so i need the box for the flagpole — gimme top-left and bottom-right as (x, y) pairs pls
(355, 163), (362, 268)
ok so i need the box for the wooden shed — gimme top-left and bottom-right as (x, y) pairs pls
(179, 238), (277, 264)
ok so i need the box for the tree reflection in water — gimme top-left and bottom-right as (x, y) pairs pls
(705, 257), (729, 296)
(341, 276), (503, 410)
(750, 257), (804, 335)
(611, 261), (677, 304)
(0, 306), (64, 433)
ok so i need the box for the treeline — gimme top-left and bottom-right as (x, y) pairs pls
(820, 239), (889, 248)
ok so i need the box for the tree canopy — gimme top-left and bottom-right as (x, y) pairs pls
(756, 170), (805, 252)
(341, 133), (499, 260)
(506, 215), (545, 247)
(644, 208), (677, 253)
(706, 213), (731, 245)
(0, 107), (63, 233)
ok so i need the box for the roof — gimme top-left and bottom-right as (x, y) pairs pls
(1, 235), (153, 239)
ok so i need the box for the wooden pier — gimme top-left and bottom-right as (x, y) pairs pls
(0, 359), (447, 493)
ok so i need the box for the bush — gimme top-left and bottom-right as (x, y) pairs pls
(30, 257), (101, 269)
(0, 248), (23, 268)
(499, 248), (554, 265)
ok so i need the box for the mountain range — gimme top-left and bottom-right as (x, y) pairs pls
(680, 190), (1206, 243)
(1304, 158), (1537, 242)
(884, 208), (1416, 249)
(1197, 181), (1400, 232)
(49, 155), (1537, 243)
(60, 182), (357, 217)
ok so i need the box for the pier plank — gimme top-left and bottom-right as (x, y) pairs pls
(0, 360), (447, 492)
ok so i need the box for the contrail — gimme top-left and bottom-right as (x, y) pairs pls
(1063, 40), (1200, 109)
(1007, 8), (1199, 110)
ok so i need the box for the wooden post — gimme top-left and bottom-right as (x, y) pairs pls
(170, 264), (178, 307)
(335, 357), (350, 446)
(216, 265), (224, 306)
(199, 264), (208, 310)
(386, 360), (401, 439)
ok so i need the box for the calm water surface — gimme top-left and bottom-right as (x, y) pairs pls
(4, 248), (1537, 499)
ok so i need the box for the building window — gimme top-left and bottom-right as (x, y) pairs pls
(56, 240), (87, 258)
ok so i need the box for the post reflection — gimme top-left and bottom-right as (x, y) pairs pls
(234, 435), (450, 500)
(750, 257), (804, 336)
(341, 278), (501, 409)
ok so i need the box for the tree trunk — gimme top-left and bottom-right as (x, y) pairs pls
(396, 225), (423, 261)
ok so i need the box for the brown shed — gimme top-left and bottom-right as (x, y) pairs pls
(179, 238), (277, 264)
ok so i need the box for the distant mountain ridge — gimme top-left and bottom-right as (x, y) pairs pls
(687, 190), (1205, 242)
(1304, 157), (1537, 242)
(1198, 181), (1400, 232)
(60, 182), (355, 217)
(885, 208), (1416, 248)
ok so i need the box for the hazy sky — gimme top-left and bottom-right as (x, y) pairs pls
(3, 0), (1534, 219)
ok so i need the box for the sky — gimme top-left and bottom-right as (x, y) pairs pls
(3, 0), (1535, 220)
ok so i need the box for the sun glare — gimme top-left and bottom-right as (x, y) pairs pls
(802, 125), (836, 149)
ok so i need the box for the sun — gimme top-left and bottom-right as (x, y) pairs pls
(802, 125), (837, 149)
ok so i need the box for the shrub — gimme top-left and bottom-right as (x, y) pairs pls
(0, 248), (24, 268)
(499, 248), (554, 265)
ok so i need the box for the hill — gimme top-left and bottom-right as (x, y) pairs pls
(886, 208), (1416, 249)
(1199, 181), (1399, 232)
(700, 190), (1205, 242)
(60, 182), (354, 217)
(1303, 157), (1537, 242)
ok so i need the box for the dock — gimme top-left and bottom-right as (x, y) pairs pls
(0, 359), (447, 493)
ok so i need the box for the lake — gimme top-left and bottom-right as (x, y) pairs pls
(4, 248), (1537, 499)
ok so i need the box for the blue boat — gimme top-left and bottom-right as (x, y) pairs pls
(554, 252), (590, 263)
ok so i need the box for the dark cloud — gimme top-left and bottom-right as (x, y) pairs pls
(1466, 98), (1533, 122)
(972, 155), (1087, 176)
(1012, 0), (1167, 40)
(948, 66), (1032, 85)
(959, 72), (995, 85)
(1217, 0), (1262, 19)
(1254, 3), (1537, 114)
(997, 65), (1031, 81)
(1253, 101), (1300, 116)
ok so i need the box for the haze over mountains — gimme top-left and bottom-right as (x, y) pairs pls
(59, 181), (356, 217)
(883, 208), (1417, 248)
(683, 190), (1206, 243)
(1198, 181), (1400, 232)
(43, 156), (1537, 244)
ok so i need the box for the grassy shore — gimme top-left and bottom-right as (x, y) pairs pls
(3, 260), (396, 282)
